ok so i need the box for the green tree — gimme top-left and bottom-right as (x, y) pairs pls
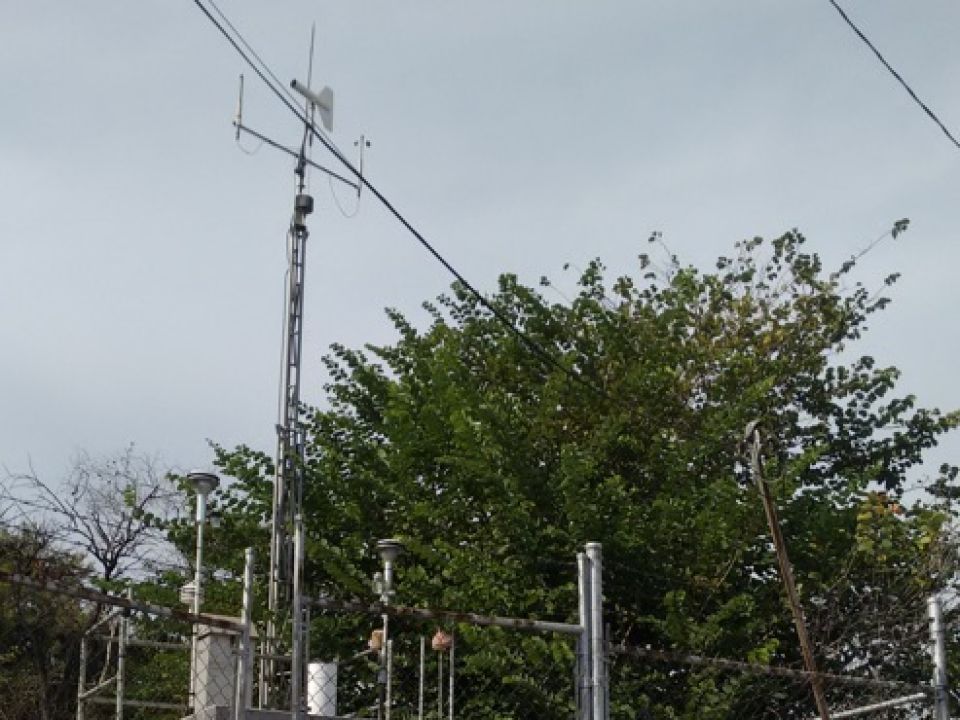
(1, 449), (200, 720)
(0, 527), (89, 720)
(214, 225), (959, 718)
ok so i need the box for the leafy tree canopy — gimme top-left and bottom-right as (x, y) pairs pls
(210, 224), (959, 718)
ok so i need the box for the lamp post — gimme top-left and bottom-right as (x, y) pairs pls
(187, 470), (220, 709)
(375, 539), (403, 720)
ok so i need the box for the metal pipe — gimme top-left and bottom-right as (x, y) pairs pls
(78, 676), (117, 701)
(77, 632), (88, 720)
(586, 542), (605, 720)
(448, 633), (455, 720)
(418, 636), (425, 720)
(265, 467), (281, 709)
(0, 571), (242, 630)
(256, 652), (294, 663)
(88, 608), (123, 634)
(86, 698), (188, 711)
(123, 639), (189, 651)
(190, 488), (208, 708)
(117, 593), (129, 720)
(378, 613), (389, 720)
(257, 647), (267, 709)
(929, 594), (950, 720)
(292, 516), (305, 719)
(438, 649), (443, 720)
(815, 692), (928, 719)
(234, 122), (359, 190)
(310, 597), (583, 636)
(577, 552), (593, 720)
(304, 604), (311, 693)
(235, 548), (255, 720)
(386, 638), (394, 720)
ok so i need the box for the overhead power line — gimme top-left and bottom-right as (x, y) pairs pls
(191, 0), (610, 400)
(827, 0), (960, 151)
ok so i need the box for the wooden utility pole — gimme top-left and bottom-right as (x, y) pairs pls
(745, 422), (830, 720)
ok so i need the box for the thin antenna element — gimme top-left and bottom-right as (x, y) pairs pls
(354, 134), (371, 198)
(300, 24), (317, 170)
(234, 74), (244, 141)
(306, 23), (316, 117)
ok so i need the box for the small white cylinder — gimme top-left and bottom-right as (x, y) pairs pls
(307, 661), (338, 717)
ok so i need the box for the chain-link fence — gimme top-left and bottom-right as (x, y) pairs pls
(304, 600), (583, 720)
(77, 603), (192, 720)
(607, 644), (935, 720)
(0, 546), (951, 720)
(77, 600), (243, 720)
(0, 570), (245, 720)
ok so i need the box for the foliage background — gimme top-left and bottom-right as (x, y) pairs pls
(3, 227), (958, 719)
(205, 226), (960, 717)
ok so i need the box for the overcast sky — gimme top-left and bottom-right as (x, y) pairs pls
(2, 1), (958, 489)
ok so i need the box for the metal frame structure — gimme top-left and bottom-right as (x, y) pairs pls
(0, 540), (949, 720)
(309, 542), (604, 720)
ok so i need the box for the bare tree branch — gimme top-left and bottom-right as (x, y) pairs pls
(1, 445), (182, 582)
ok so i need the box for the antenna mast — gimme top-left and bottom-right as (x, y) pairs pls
(228, 20), (363, 708)
(266, 24), (320, 657)
(227, 25), (357, 711)
(267, 162), (312, 629)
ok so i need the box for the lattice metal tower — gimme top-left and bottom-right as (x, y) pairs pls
(267, 175), (312, 630)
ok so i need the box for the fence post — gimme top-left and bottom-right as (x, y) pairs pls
(586, 542), (606, 720)
(116, 591), (130, 720)
(577, 551), (593, 720)
(448, 632), (455, 720)
(77, 630), (88, 720)
(387, 638), (395, 720)
(419, 636), (426, 720)
(437, 648), (444, 720)
(292, 515), (306, 720)
(929, 594), (950, 720)
(235, 548), (255, 720)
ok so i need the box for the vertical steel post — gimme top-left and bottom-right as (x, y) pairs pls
(116, 592), (130, 720)
(292, 515), (305, 719)
(438, 651), (443, 720)
(586, 542), (605, 720)
(419, 636), (426, 720)
(448, 633), (455, 720)
(577, 552), (593, 720)
(304, 604), (311, 689)
(190, 488), (209, 708)
(376, 540), (401, 720)
(376, 614), (389, 720)
(235, 548), (255, 720)
(77, 632), (88, 720)
(929, 594), (950, 720)
(303, 604), (312, 716)
(386, 638), (394, 720)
